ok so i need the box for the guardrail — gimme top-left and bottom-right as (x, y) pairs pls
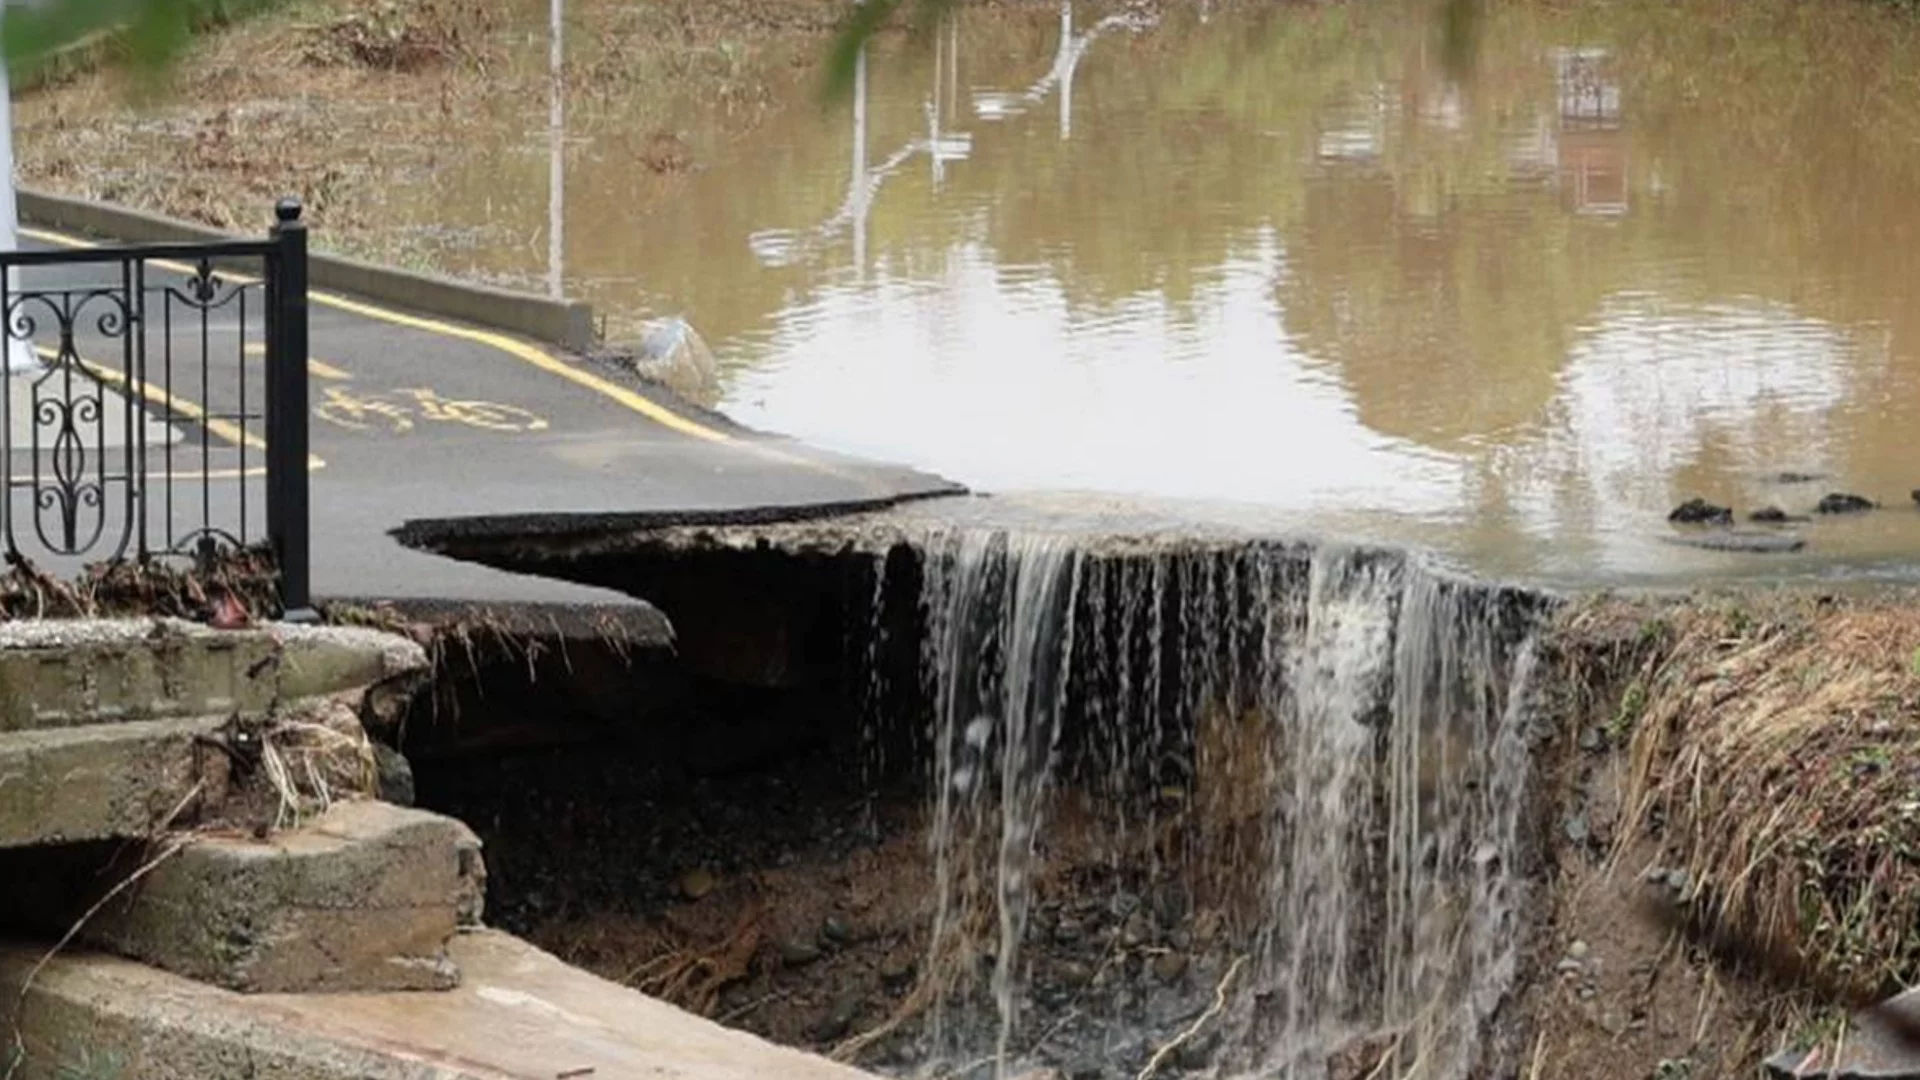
(0, 198), (312, 619)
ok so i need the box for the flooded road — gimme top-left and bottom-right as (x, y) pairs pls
(473, 0), (1920, 585)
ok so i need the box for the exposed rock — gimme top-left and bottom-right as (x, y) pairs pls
(1120, 911), (1151, 948)
(678, 867), (716, 901)
(1816, 492), (1878, 514)
(1055, 959), (1094, 987)
(879, 951), (916, 988)
(1668, 498), (1733, 525)
(1749, 506), (1805, 524)
(777, 938), (822, 968)
(1568, 940), (1591, 960)
(811, 988), (864, 1042)
(1151, 951), (1189, 984)
(821, 914), (854, 945)
(1556, 959), (1585, 976)
(372, 742), (415, 807)
(598, 317), (720, 408)
(1564, 813), (1590, 843)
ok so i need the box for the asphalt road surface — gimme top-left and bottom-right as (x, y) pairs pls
(4, 226), (962, 611)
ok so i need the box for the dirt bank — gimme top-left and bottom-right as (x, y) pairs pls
(1508, 590), (1920, 1080)
(15, 0), (847, 288)
(399, 582), (1920, 1080)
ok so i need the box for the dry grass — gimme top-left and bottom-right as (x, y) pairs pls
(1566, 591), (1920, 1005)
(0, 545), (280, 621)
(13, 0), (847, 288)
(258, 697), (380, 829)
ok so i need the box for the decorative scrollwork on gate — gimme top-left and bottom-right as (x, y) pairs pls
(3, 288), (139, 560)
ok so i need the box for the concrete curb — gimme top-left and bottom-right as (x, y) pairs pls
(18, 187), (597, 351)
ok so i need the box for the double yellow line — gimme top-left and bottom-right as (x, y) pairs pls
(21, 224), (739, 444)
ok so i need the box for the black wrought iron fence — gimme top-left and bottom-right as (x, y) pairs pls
(0, 198), (312, 618)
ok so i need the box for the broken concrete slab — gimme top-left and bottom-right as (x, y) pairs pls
(80, 800), (485, 993)
(0, 715), (226, 848)
(0, 618), (426, 733)
(1, 929), (885, 1080)
(1765, 987), (1920, 1078)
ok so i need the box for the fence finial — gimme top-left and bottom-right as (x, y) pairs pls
(274, 197), (303, 225)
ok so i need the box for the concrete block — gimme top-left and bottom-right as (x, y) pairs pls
(0, 930), (885, 1080)
(81, 800), (486, 993)
(0, 619), (426, 734)
(0, 716), (226, 848)
(1767, 986), (1920, 1077)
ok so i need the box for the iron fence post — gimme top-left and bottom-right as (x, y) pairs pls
(267, 198), (317, 622)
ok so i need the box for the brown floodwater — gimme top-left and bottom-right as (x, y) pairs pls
(434, 0), (1920, 587)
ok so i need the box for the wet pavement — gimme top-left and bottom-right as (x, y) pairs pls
(6, 228), (963, 609)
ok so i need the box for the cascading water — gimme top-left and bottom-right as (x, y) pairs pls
(896, 528), (1547, 1080)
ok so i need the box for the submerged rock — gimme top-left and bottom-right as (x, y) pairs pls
(1766, 471), (1827, 484)
(1816, 492), (1878, 514)
(1749, 506), (1808, 524)
(1669, 497), (1734, 525)
(1663, 530), (1805, 554)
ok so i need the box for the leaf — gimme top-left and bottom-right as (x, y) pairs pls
(1, 0), (287, 86)
(820, 0), (958, 104)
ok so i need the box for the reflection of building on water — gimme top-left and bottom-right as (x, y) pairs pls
(1315, 84), (1392, 166)
(1551, 46), (1627, 217)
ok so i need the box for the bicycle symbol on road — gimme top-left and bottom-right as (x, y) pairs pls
(314, 386), (549, 435)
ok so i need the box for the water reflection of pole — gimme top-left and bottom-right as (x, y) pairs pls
(968, 2), (1149, 133)
(851, 41), (869, 275)
(547, 0), (565, 300)
(1058, 2), (1073, 139)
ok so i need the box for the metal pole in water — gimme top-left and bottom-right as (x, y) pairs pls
(547, 0), (565, 300)
(0, 8), (40, 374)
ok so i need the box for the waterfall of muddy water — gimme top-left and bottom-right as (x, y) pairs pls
(903, 529), (1544, 1079)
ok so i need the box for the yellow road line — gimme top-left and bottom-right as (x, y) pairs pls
(21, 225), (743, 446)
(242, 342), (351, 381)
(30, 345), (327, 471)
(6, 465), (299, 483)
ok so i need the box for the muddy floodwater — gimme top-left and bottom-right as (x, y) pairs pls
(434, 0), (1920, 586)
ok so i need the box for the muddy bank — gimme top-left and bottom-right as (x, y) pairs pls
(14, 0), (848, 292)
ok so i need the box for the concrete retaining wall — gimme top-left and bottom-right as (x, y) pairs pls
(18, 187), (597, 352)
